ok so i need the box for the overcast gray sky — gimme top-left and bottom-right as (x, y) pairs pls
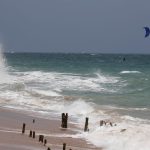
(0, 0), (150, 53)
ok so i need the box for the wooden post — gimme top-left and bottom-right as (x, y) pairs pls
(39, 135), (44, 143)
(61, 113), (65, 128)
(39, 135), (41, 142)
(41, 135), (44, 143)
(22, 123), (26, 134)
(29, 130), (32, 137)
(47, 147), (51, 150)
(65, 113), (68, 128)
(100, 120), (103, 126)
(61, 113), (68, 128)
(32, 131), (35, 138)
(84, 117), (89, 132)
(44, 139), (47, 146)
(63, 143), (66, 150)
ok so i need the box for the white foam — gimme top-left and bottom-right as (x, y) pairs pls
(14, 70), (122, 94)
(120, 71), (141, 74)
(1, 69), (150, 150)
(79, 116), (150, 150)
(0, 69), (126, 129)
(61, 100), (94, 116)
(103, 105), (149, 112)
(31, 89), (61, 97)
(95, 72), (119, 83)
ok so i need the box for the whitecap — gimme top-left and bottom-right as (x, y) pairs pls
(120, 71), (141, 74)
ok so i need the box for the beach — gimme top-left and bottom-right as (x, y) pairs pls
(1, 0), (150, 149)
(0, 107), (102, 150)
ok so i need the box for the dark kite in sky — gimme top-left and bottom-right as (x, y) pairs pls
(144, 27), (150, 38)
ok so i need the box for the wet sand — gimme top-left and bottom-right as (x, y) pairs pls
(0, 108), (102, 150)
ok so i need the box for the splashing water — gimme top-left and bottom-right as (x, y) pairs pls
(0, 44), (12, 83)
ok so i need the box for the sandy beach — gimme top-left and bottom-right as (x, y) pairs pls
(0, 107), (102, 150)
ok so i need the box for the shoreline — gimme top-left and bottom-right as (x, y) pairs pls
(0, 107), (102, 150)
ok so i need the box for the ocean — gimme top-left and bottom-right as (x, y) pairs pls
(1, 51), (150, 150)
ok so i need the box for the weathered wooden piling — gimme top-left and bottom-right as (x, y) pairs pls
(39, 135), (44, 143)
(29, 130), (32, 137)
(33, 119), (35, 123)
(61, 113), (65, 128)
(39, 135), (41, 142)
(32, 131), (35, 138)
(22, 123), (26, 134)
(65, 113), (68, 128)
(47, 147), (51, 150)
(61, 113), (68, 128)
(84, 117), (89, 132)
(110, 122), (113, 127)
(100, 120), (103, 126)
(63, 143), (66, 150)
(44, 139), (47, 146)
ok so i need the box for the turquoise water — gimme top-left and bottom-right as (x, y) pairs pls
(5, 53), (150, 109)
(1, 53), (150, 150)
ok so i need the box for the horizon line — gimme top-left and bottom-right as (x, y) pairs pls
(4, 51), (150, 55)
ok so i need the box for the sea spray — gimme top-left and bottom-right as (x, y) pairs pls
(82, 118), (150, 150)
(0, 44), (16, 84)
(0, 44), (12, 83)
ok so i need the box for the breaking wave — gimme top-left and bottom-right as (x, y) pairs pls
(120, 71), (141, 74)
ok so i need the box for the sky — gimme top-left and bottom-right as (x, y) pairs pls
(0, 0), (150, 53)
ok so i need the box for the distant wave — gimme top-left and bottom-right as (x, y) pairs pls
(104, 105), (149, 111)
(120, 71), (141, 74)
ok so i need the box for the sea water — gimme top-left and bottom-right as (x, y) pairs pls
(1, 51), (150, 150)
